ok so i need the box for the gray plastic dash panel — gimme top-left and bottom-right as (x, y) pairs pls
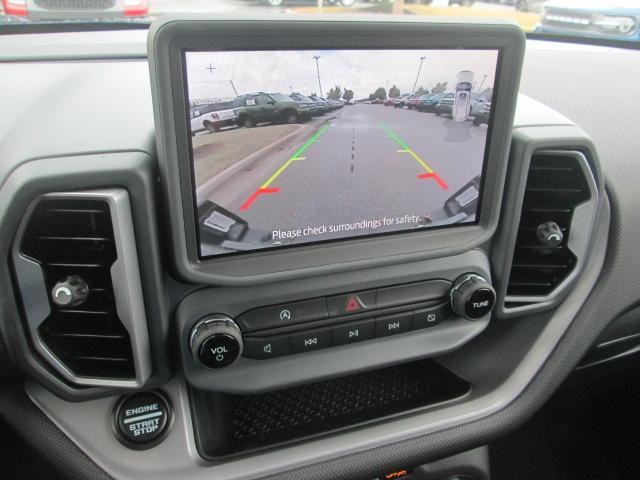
(12, 190), (152, 389)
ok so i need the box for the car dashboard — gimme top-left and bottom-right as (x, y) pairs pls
(0, 17), (639, 480)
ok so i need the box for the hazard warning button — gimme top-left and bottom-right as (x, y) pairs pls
(327, 290), (377, 317)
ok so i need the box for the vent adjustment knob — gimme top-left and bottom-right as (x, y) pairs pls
(51, 275), (89, 308)
(189, 316), (243, 369)
(450, 273), (496, 320)
(537, 221), (564, 247)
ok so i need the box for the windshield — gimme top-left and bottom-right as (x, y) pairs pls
(291, 94), (313, 102)
(2, 0), (638, 46)
(191, 101), (234, 117)
(269, 93), (294, 102)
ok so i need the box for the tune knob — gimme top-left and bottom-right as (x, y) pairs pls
(189, 316), (243, 369)
(450, 273), (496, 320)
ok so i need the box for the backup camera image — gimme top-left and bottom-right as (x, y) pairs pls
(185, 49), (499, 258)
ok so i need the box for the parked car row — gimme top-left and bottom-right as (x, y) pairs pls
(190, 92), (345, 135)
(380, 91), (491, 125)
(382, 94), (418, 108)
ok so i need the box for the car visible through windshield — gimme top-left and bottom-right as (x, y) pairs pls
(2, 0), (638, 46)
(536, 0), (640, 42)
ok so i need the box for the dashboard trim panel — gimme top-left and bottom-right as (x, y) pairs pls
(503, 149), (599, 312)
(0, 151), (169, 400)
(492, 128), (603, 318)
(12, 190), (152, 388)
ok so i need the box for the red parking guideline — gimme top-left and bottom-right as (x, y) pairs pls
(417, 172), (448, 190)
(240, 187), (280, 212)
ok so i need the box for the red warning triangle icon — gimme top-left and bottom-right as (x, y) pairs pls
(345, 296), (361, 312)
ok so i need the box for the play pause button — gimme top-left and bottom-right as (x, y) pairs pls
(332, 320), (376, 345)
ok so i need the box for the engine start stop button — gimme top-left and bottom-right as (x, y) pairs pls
(114, 391), (170, 448)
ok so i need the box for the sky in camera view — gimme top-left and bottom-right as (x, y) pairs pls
(185, 49), (498, 102)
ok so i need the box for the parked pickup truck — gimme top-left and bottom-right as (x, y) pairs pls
(233, 92), (313, 128)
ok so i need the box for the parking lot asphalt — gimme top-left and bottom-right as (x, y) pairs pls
(201, 104), (487, 242)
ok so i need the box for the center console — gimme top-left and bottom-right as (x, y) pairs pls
(135, 17), (525, 468)
(191, 273), (494, 367)
(148, 18), (522, 399)
(176, 252), (493, 393)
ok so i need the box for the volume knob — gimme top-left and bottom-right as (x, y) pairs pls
(450, 273), (496, 320)
(189, 316), (243, 369)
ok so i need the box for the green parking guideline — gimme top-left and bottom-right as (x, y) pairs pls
(260, 124), (329, 189)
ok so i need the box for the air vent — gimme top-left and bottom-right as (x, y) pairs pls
(13, 190), (150, 388)
(506, 151), (593, 300)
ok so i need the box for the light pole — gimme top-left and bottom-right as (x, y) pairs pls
(313, 55), (323, 99)
(229, 80), (238, 96)
(412, 56), (426, 95)
(477, 74), (488, 92)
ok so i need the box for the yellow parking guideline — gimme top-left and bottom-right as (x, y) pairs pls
(260, 125), (329, 189)
(406, 149), (434, 174)
(380, 123), (434, 174)
(261, 158), (295, 189)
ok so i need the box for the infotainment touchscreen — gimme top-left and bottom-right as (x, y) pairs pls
(184, 49), (500, 258)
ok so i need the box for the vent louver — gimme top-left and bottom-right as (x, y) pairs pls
(506, 152), (591, 299)
(19, 197), (136, 380)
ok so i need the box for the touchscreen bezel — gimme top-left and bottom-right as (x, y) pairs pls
(149, 16), (525, 285)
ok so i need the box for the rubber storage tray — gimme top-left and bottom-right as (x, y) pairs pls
(189, 359), (470, 460)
